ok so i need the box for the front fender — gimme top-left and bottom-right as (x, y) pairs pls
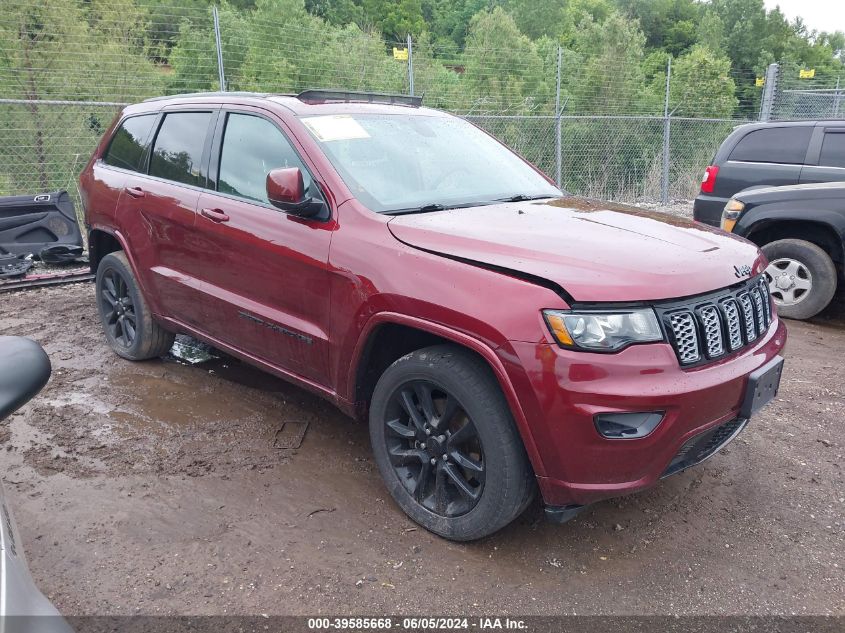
(344, 312), (548, 477)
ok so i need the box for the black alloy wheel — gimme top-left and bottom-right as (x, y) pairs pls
(369, 345), (535, 540)
(95, 251), (174, 360)
(99, 268), (137, 348)
(384, 379), (485, 518)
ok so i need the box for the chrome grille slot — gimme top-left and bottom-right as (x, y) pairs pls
(719, 298), (743, 351)
(698, 305), (724, 358)
(757, 279), (772, 324)
(751, 286), (767, 333)
(668, 311), (700, 365)
(738, 292), (757, 342)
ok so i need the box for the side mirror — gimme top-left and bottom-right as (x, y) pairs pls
(0, 336), (51, 422)
(266, 168), (325, 218)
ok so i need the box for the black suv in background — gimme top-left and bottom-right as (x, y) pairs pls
(694, 120), (845, 227)
(720, 181), (845, 320)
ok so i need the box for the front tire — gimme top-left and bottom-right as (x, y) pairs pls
(95, 251), (174, 360)
(762, 239), (837, 320)
(369, 345), (534, 541)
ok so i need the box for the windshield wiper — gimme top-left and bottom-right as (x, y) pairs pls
(495, 194), (556, 202)
(385, 203), (447, 216)
(385, 201), (497, 215)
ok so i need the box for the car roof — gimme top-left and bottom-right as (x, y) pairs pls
(124, 91), (447, 118)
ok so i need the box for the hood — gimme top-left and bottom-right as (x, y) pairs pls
(736, 180), (845, 203)
(387, 197), (766, 303)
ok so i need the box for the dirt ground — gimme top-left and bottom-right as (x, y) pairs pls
(1, 282), (843, 616)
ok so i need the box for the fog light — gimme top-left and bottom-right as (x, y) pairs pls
(594, 411), (664, 439)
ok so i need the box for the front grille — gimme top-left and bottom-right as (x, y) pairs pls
(660, 275), (773, 367)
(662, 417), (747, 478)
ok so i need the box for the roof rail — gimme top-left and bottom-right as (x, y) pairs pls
(142, 91), (271, 103)
(296, 89), (422, 107)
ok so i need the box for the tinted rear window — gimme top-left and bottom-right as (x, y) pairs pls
(149, 112), (213, 187)
(729, 127), (812, 164)
(103, 115), (156, 171)
(819, 131), (845, 168)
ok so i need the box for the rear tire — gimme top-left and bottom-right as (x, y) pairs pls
(762, 239), (837, 320)
(95, 251), (174, 360)
(369, 345), (534, 541)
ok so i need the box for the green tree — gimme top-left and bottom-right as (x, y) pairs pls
(462, 7), (549, 113)
(618, 0), (701, 56)
(503, 0), (568, 40)
(361, 0), (426, 40)
(669, 45), (738, 118)
(568, 10), (653, 114)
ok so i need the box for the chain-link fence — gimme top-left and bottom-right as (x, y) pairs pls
(1, 1), (837, 218)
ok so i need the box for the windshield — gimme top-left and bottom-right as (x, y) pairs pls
(300, 113), (561, 213)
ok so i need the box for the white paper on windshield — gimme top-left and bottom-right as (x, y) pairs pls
(302, 115), (370, 142)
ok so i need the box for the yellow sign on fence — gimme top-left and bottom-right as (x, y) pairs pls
(799, 68), (816, 79)
(393, 47), (408, 61)
(755, 77), (765, 87)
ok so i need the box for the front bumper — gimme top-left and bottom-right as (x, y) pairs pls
(507, 317), (786, 507)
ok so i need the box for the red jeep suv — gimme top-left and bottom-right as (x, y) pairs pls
(80, 90), (786, 541)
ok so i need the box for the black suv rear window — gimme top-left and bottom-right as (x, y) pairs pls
(729, 127), (812, 164)
(103, 115), (156, 171)
(149, 112), (213, 187)
(819, 131), (845, 168)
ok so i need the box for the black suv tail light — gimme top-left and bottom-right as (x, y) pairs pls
(700, 165), (719, 193)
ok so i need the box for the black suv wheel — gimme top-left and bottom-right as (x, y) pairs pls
(369, 345), (534, 541)
(96, 252), (175, 360)
(762, 239), (837, 320)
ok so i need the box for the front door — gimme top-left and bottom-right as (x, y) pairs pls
(189, 110), (334, 386)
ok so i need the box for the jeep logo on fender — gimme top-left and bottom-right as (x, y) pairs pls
(734, 264), (752, 278)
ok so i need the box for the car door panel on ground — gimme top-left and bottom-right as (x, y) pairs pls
(800, 126), (845, 184)
(117, 108), (217, 329)
(191, 109), (334, 385)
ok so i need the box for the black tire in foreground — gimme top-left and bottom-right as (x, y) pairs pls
(762, 239), (838, 321)
(95, 251), (175, 360)
(369, 344), (535, 541)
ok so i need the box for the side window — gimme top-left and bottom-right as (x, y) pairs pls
(729, 127), (812, 164)
(819, 131), (845, 168)
(217, 113), (314, 204)
(149, 112), (213, 187)
(103, 115), (157, 171)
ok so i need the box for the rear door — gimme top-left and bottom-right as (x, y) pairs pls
(189, 107), (334, 385)
(86, 112), (158, 232)
(115, 107), (218, 328)
(717, 125), (812, 197)
(800, 125), (845, 184)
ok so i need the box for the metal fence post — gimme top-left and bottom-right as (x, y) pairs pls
(213, 6), (226, 92)
(834, 77), (842, 118)
(759, 63), (779, 122)
(407, 34), (414, 97)
(555, 46), (562, 189)
(661, 57), (671, 205)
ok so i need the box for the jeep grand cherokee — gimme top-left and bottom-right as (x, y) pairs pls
(79, 90), (786, 541)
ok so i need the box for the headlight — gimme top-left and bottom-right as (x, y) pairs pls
(721, 198), (745, 232)
(543, 308), (663, 351)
